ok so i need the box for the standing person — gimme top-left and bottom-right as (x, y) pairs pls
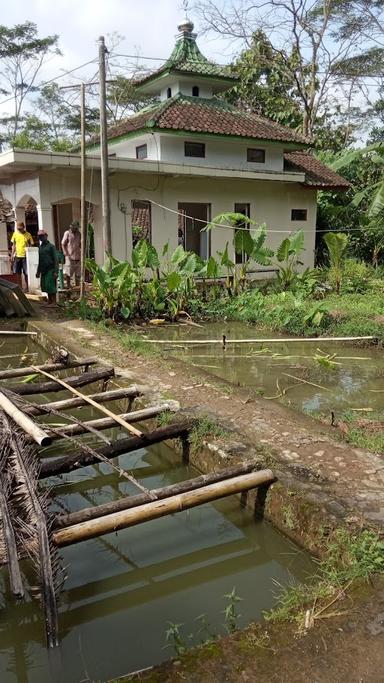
(36, 230), (58, 305)
(61, 221), (81, 288)
(11, 222), (34, 290)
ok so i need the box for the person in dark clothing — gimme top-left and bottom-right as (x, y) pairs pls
(36, 230), (58, 305)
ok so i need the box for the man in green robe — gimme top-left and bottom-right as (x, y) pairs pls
(36, 230), (58, 304)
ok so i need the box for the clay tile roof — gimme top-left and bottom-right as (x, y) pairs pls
(106, 95), (310, 145)
(284, 151), (351, 189)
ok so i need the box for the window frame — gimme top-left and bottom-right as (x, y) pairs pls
(135, 143), (148, 160)
(247, 148), (266, 163)
(291, 208), (308, 221)
(131, 199), (152, 246)
(184, 141), (206, 158)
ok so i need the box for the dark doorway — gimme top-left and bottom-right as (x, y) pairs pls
(234, 202), (251, 264)
(178, 202), (210, 259)
(53, 203), (73, 249)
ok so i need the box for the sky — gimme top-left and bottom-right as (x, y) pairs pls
(2, 0), (229, 92)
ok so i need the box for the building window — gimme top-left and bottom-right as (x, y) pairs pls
(184, 141), (205, 158)
(291, 209), (307, 221)
(131, 200), (151, 246)
(167, 87), (172, 98)
(247, 148), (266, 163)
(192, 85), (199, 97)
(136, 144), (148, 160)
(234, 203), (251, 264)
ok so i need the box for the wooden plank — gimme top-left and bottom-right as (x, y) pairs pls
(10, 367), (114, 396)
(32, 366), (142, 438)
(25, 386), (145, 416)
(52, 469), (275, 546)
(140, 336), (376, 345)
(39, 421), (192, 478)
(53, 462), (261, 529)
(0, 391), (52, 446)
(0, 357), (97, 381)
(0, 330), (37, 336)
(45, 403), (177, 441)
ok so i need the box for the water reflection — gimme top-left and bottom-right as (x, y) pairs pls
(144, 321), (384, 414)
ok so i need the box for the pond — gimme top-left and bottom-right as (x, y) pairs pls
(0, 331), (314, 683)
(142, 321), (384, 416)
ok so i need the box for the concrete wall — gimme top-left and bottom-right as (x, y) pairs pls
(109, 172), (317, 270)
(109, 133), (161, 161)
(159, 135), (284, 172)
(109, 132), (285, 173)
(160, 80), (213, 100)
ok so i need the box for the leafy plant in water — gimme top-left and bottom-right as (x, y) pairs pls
(323, 232), (349, 294)
(164, 622), (189, 656)
(223, 587), (243, 633)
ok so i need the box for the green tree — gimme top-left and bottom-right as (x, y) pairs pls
(0, 22), (60, 143)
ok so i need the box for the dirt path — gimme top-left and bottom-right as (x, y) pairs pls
(31, 316), (384, 532)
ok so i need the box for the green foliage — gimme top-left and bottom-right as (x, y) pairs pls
(328, 258), (372, 294)
(266, 528), (384, 625)
(275, 230), (306, 291)
(323, 232), (349, 294)
(189, 416), (229, 454)
(223, 588), (243, 633)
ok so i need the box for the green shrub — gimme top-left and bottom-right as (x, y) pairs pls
(328, 258), (373, 294)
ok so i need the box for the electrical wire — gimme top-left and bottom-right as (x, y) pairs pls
(0, 58), (99, 109)
(148, 198), (368, 234)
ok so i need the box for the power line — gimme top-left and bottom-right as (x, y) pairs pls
(148, 199), (366, 235)
(0, 57), (99, 109)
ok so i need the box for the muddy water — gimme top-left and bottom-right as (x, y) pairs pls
(0, 333), (314, 682)
(145, 321), (384, 415)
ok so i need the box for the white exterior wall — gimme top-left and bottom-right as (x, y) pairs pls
(108, 132), (284, 173)
(160, 80), (213, 100)
(108, 133), (161, 160)
(109, 172), (317, 270)
(159, 135), (284, 171)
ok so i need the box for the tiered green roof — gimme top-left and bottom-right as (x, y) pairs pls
(134, 17), (237, 89)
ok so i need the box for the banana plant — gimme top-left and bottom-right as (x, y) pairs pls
(323, 232), (349, 294)
(276, 230), (305, 290)
(234, 223), (274, 287)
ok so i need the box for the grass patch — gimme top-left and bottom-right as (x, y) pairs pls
(265, 527), (384, 627)
(189, 415), (230, 453)
(202, 290), (384, 341)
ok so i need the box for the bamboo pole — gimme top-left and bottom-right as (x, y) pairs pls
(0, 331), (37, 336)
(10, 367), (114, 396)
(31, 366), (142, 438)
(25, 386), (146, 416)
(53, 462), (262, 529)
(44, 403), (177, 441)
(140, 336), (376, 345)
(0, 391), (52, 446)
(39, 421), (192, 478)
(53, 469), (274, 546)
(0, 358), (97, 381)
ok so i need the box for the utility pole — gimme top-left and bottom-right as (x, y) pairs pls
(80, 82), (86, 298)
(98, 35), (112, 259)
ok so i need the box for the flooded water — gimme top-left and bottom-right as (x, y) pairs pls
(144, 321), (384, 415)
(0, 331), (314, 682)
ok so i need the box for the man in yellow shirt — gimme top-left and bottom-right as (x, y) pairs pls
(11, 222), (34, 290)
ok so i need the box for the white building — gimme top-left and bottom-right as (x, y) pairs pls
(0, 16), (349, 271)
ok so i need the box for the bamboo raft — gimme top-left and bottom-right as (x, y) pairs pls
(0, 350), (275, 649)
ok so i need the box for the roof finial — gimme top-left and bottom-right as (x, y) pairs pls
(178, 0), (195, 35)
